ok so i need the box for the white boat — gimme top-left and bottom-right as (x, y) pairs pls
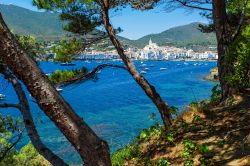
(45, 73), (51, 76)
(184, 62), (189, 65)
(140, 64), (147, 68)
(0, 94), (6, 100)
(60, 63), (76, 66)
(160, 68), (167, 70)
(56, 87), (63, 92)
(144, 68), (149, 71)
(140, 71), (147, 74)
(97, 70), (102, 74)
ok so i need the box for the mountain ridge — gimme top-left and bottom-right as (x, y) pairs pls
(0, 4), (216, 49)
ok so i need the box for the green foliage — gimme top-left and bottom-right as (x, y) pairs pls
(189, 102), (198, 108)
(0, 114), (49, 165)
(111, 144), (140, 166)
(169, 106), (178, 117)
(0, 143), (50, 166)
(139, 125), (162, 141)
(155, 158), (170, 166)
(192, 114), (201, 123)
(49, 67), (87, 84)
(210, 85), (221, 103)
(139, 129), (148, 140)
(15, 35), (45, 61)
(52, 39), (82, 63)
(166, 132), (175, 143)
(181, 139), (210, 166)
(0, 114), (23, 162)
(225, 27), (250, 91)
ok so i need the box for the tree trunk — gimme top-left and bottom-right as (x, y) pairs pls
(0, 65), (68, 166)
(0, 14), (111, 166)
(101, 6), (172, 128)
(212, 0), (234, 100)
(217, 41), (234, 99)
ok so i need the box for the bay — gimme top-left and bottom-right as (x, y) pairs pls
(0, 60), (217, 164)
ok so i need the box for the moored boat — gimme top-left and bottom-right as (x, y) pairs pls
(140, 71), (147, 74)
(0, 94), (6, 100)
(60, 63), (76, 66)
(160, 68), (167, 70)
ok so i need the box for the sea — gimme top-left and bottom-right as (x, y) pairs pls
(0, 60), (217, 164)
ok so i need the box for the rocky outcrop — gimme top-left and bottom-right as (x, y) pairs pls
(204, 67), (219, 82)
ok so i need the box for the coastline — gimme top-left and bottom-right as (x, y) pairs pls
(203, 67), (219, 82)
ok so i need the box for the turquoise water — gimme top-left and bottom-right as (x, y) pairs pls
(0, 60), (216, 164)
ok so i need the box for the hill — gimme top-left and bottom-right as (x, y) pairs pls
(0, 4), (66, 40)
(0, 4), (216, 49)
(112, 97), (250, 165)
(124, 22), (217, 49)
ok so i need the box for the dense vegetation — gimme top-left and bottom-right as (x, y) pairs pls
(0, 114), (49, 165)
(48, 67), (87, 85)
(52, 39), (82, 63)
(15, 35), (45, 61)
(225, 26), (250, 92)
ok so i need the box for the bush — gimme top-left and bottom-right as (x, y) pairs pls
(49, 67), (87, 84)
(225, 26), (250, 92)
(111, 144), (140, 166)
(210, 85), (221, 103)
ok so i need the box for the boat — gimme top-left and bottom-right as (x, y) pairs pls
(149, 64), (155, 67)
(60, 63), (76, 66)
(184, 62), (189, 65)
(140, 64), (147, 68)
(56, 87), (63, 92)
(160, 68), (167, 70)
(45, 73), (51, 76)
(144, 68), (149, 71)
(0, 94), (5, 100)
(140, 71), (147, 74)
(97, 70), (102, 74)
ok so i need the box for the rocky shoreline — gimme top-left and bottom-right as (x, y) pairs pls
(204, 67), (219, 82)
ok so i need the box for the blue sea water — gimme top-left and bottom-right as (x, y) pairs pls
(0, 60), (216, 164)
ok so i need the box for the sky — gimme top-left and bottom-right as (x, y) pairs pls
(1, 0), (208, 40)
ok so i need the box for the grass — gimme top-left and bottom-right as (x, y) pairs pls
(111, 143), (140, 166)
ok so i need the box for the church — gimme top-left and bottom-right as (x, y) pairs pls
(139, 38), (163, 60)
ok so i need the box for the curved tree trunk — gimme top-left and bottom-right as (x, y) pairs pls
(0, 65), (68, 166)
(101, 5), (172, 128)
(0, 14), (111, 166)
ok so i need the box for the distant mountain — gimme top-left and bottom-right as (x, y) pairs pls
(121, 23), (217, 49)
(0, 4), (66, 40)
(0, 4), (216, 49)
